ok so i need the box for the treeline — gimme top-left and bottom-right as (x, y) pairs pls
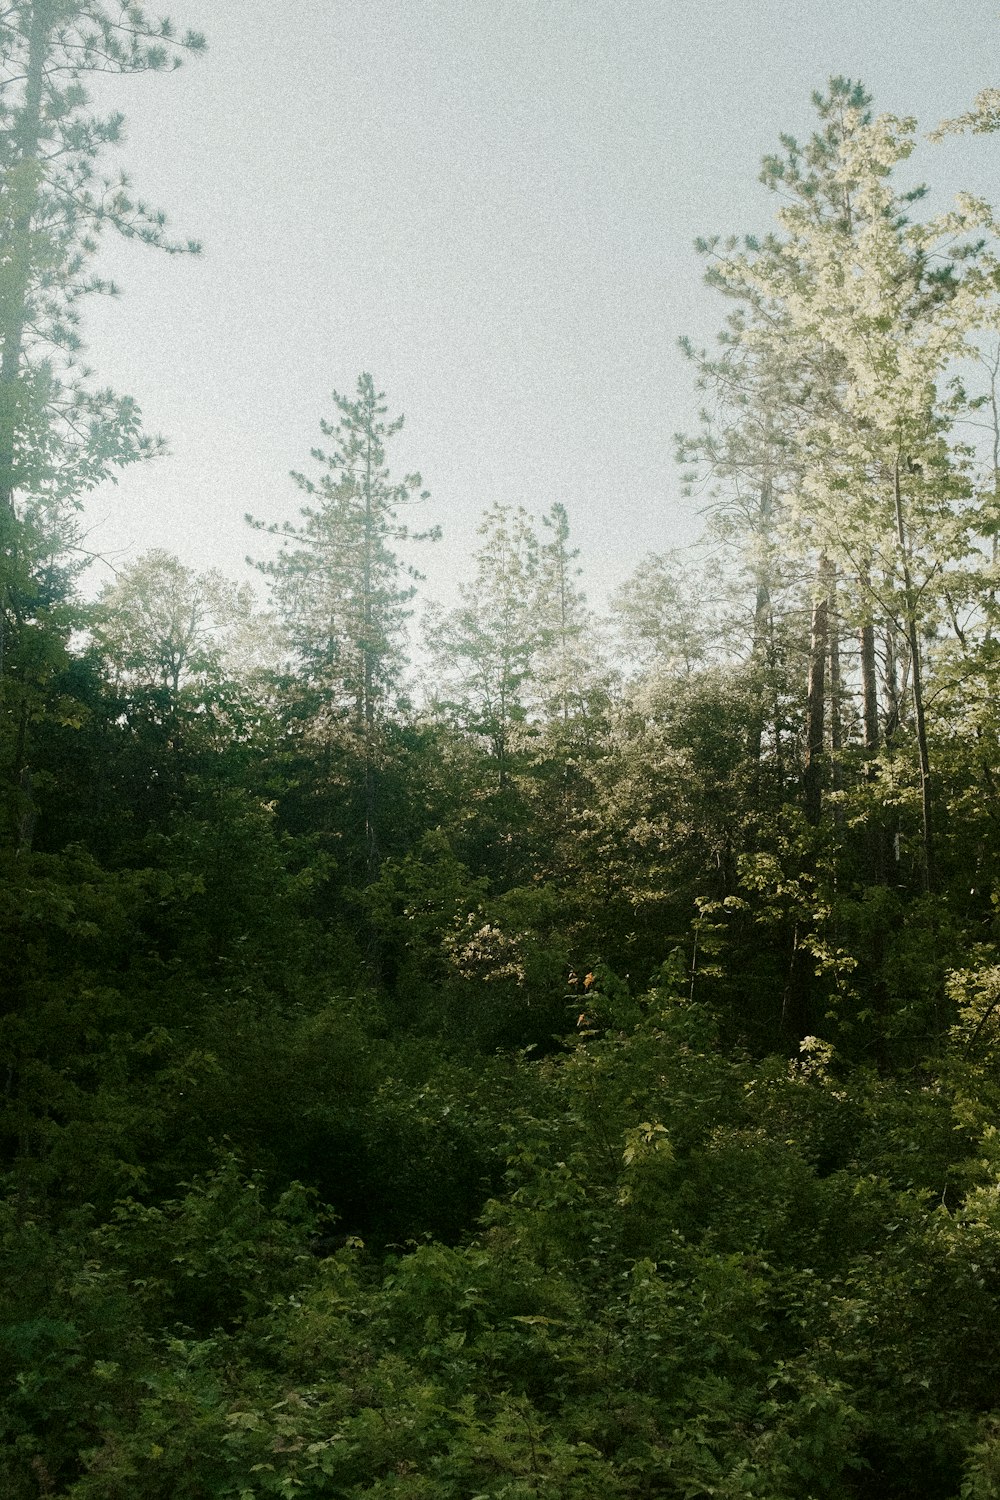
(4, 8), (1000, 1494)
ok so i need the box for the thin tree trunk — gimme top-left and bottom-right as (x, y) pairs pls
(858, 563), (881, 761)
(826, 562), (843, 820)
(883, 622), (901, 746)
(362, 428), (378, 882)
(982, 344), (1000, 643)
(803, 555), (829, 826)
(556, 531), (570, 728)
(781, 923), (809, 1043)
(893, 460), (934, 892)
(771, 653), (785, 795)
(828, 586), (842, 756)
(749, 584), (771, 769)
(857, 564), (888, 884)
(748, 474), (778, 789)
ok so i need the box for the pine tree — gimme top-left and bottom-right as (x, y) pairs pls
(250, 374), (434, 874)
(0, 2), (204, 521)
(0, 2), (203, 843)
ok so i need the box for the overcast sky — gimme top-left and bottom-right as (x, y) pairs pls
(78, 0), (1000, 611)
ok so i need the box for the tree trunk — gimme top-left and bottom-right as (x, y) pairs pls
(858, 564), (880, 761)
(362, 433), (379, 882)
(781, 923), (810, 1044)
(883, 622), (902, 747)
(826, 562), (843, 820)
(803, 556), (829, 827)
(749, 583), (771, 770)
(855, 561), (889, 885)
(747, 475), (773, 764)
(828, 577), (842, 758)
(893, 460), (934, 892)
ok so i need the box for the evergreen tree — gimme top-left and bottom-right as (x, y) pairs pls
(0, 2), (204, 518)
(250, 373), (434, 874)
(0, 2), (204, 843)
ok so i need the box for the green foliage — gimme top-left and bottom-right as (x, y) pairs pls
(91, 550), (265, 694)
(249, 374), (433, 726)
(10, 57), (1000, 1500)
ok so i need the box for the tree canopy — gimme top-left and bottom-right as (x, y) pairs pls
(7, 51), (1000, 1500)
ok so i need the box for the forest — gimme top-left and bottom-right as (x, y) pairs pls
(5, 5), (1000, 1498)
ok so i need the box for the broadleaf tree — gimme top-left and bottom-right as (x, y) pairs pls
(423, 502), (545, 787)
(690, 79), (1000, 882)
(533, 501), (605, 735)
(92, 548), (262, 695)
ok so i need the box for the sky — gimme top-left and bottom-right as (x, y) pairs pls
(77, 0), (1000, 613)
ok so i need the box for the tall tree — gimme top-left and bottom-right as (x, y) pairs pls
(423, 502), (543, 786)
(676, 253), (819, 795)
(0, 2), (203, 842)
(533, 501), (606, 735)
(693, 80), (1000, 880)
(0, 1), (204, 524)
(250, 374), (434, 875)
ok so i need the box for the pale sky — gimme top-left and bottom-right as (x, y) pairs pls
(78, 0), (1000, 611)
